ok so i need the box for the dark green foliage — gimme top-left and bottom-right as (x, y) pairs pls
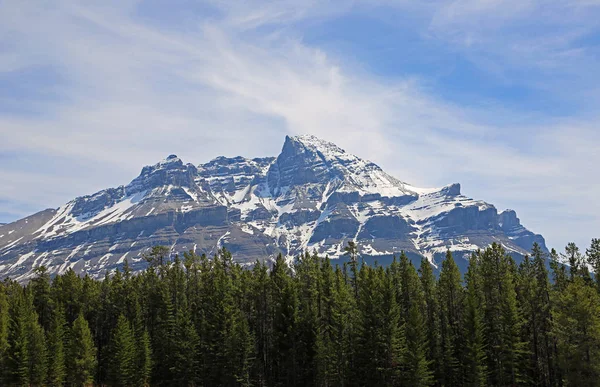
(587, 238), (600, 292)
(67, 313), (97, 386)
(0, 285), (9, 384)
(553, 277), (600, 386)
(5, 286), (47, 385)
(419, 258), (442, 383)
(479, 243), (525, 386)
(398, 255), (432, 386)
(463, 254), (487, 387)
(108, 314), (136, 386)
(355, 264), (401, 385)
(0, 240), (599, 386)
(46, 307), (66, 386)
(344, 241), (359, 299)
(516, 243), (556, 386)
(437, 250), (465, 385)
(270, 254), (298, 386)
(136, 329), (152, 386)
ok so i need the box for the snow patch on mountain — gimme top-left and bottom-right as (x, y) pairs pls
(0, 135), (547, 281)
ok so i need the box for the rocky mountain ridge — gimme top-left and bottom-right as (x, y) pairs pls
(0, 135), (546, 281)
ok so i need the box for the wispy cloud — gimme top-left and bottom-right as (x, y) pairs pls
(0, 0), (598, 251)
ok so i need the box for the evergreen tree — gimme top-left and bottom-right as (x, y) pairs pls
(270, 254), (298, 386)
(479, 243), (524, 386)
(27, 307), (48, 386)
(108, 314), (136, 386)
(564, 242), (585, 280)
(46, 308), (67, 386)
(553, 277), (600, 386)
(317, 258), (356, 386)
(143, 245), (171, 269)
(6, 287), (47, 385)
(355, 264), (402, 385)
(248, 260), (272, 385)
(404, 302), (434, 387)
(171, 307), (199, 385)
(51, 268), (83, 324)
(0, 284), (9, 384)
(1, 243), (600, 386)
(135, 329), (152, 387)
(517, 243), (556, 386)
(344, 241), (360, 299)
(463, 253), (487, 387)
(67, 313), (97, 387)
(586, 238), (600, 292)
(549, 248), (568, 292)
(295, 252), (320, 386)
(132, 300), (152, 387)
(30, 265), (53, 331)
(6, 288), (29, 385)
(419, 258), (443, 383)
(150, 272), (176, 384)
(437, 250), (465, 386)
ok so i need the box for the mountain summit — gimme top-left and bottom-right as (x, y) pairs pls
(0, 135), (545, 281)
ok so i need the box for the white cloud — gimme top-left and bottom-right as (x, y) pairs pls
(0, 0), (598, 251)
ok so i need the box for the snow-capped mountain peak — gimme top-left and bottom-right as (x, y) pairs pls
(0, 135), (546, 282)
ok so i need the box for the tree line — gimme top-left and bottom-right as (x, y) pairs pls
(0, 239), (600, 386)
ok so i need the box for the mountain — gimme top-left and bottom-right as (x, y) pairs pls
(0, 135), (546, 281)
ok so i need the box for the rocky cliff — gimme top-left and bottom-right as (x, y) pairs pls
(0, 135), (546, 281)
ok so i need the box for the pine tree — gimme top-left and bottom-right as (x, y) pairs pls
(30, 265), (53, 331)
(135, 329), (152, 387)
(270, 254), (298, 386)
(316, 257), (337, 385)
(0, 284), (9, 384)
(404, 302), (434, 387)
(51, 268), (84, 324)
(67, 313), (97, 387)
(437, 250), (465, 386)
(400, 252), (433, 386)
(553, 277), (600, 386)
(586, 238), (600, 292)
(463, 253), (487, 387)
(6, 241), (600, 386)
(171, 308), (199, 385)
(150, 274), (176, 384)
(419, 258), (443, 383)
(549, 248), (568, 292)
(131, 299), (152, 387)
(355, 264), (402, 385)
(564, 242), (585, 280)
(46, 308), (67, 386)
(517, 243), (556, 386)
(27, 307), (47, 386)
(108, 314), (136, 386)
(248, 260), (272, 385)
(330, 263), (357, 386)
(6, 287), (47, 385)
(143, 245), (171, 269)
(295, 252), (320, 385)
(479, 243), (524, 386)
(344, 241), (360, 300)
(6, 288), (29, 385)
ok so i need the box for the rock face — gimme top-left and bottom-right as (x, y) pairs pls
(0, 135), (546, 281)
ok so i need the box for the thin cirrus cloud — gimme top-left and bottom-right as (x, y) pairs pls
(0, 0), (598, 251)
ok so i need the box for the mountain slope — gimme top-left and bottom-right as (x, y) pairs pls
(0, 135), (546, 281)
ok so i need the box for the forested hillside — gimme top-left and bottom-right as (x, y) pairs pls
(1, 240), (600, 386)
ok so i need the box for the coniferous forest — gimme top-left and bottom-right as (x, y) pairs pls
(1, 240), (600, 386)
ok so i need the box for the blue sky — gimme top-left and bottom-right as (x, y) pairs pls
(1, 0), (599, 251)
